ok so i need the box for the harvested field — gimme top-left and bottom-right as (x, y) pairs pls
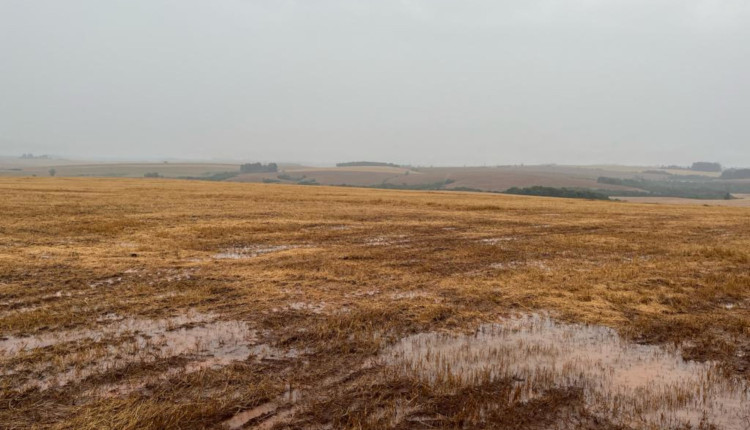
(0, 162), (241, 178)
(1, 178), (749, 429)
(616, 194), (750, 207)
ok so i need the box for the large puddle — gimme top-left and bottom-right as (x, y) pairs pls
(383, 314), (750, 429)
(0, 313), (258, 391)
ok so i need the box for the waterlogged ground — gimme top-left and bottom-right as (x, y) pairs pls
(1, 312), (259, 393)
(1, 178), (749, 429)
(384, 314), (750, 429)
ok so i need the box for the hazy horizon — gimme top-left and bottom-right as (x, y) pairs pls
(2, 1), (749, 167)
(0, 153), (745, 170)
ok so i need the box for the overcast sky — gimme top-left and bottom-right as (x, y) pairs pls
(1, 0), (749, 166)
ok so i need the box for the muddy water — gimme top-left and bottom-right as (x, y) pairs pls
(213, 245), (297, 259)
(1, 313), (257, 391)
(223, 385), (300, 429)
(383, 314), (750, 429)
(0, 312), (217, 354)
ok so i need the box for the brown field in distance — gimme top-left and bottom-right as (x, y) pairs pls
(0, 161), (240, 178)
(1, 178), (749, 429)
(616, 194), (750, 207)
(2, 159), (738, 200)
(232, 164), (644, 192)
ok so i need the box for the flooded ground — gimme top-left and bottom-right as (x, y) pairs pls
(1, 313), (257, 391)
(383, 314), (750, 429)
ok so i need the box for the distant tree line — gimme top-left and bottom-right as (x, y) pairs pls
(178, 171), (240, 181)
(720, 169), (750, 180)
(277, 173), (304, 181)
(20, 153), (50, 159)
(373, 179), (454, 191)
(240, 162), (278, 173)
(641, 170), (672, 175)
(656, 162), (723, 172)
(596, 177), (740, 199)
(336, 161), (401, 168)
(690, 162), (722, 172)
(274, 173), (318, 185)
(505, 186), (610, 200)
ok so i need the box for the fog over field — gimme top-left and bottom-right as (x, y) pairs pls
(1, 0), (749, 166)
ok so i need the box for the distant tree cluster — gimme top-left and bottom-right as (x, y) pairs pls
(690, 162), (722, 172)
(144, 172), (162, 178)
(641, 170), (672, 175)
(374, 179), (454, 191)
(277, 173), (304, 181)
(20, 153), (50, 159)
(240, 162), (278, 173)
(505, 186), (610, 200)
(336, 161), (401, 168)
(720, 168), (750, 180)
(178, 171), (239, 181)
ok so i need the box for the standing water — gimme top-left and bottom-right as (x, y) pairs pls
(383, 314), (749, 429)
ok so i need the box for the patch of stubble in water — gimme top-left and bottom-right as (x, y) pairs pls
(382, 314), (750, 429)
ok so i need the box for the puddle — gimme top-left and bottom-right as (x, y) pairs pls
(479, 237), (516, 244)
(213, 245), (297, 260)
(88, 268), (197, 288)
(224, 385), (300, 429)
(89, 276), (123, 288)
(224, 402), (278, 429)
(346, 289), (381, 299)
(489, 260), (548, 270)
(390, 291), (434, 300)
(89, 344), (305, 399)
(247, 344), (307, 362)
(364, 236), (409, 246)
(382, 314), (750, 429)
(1, 312), (213, 354)
(1, 313), (258, 391)
(278, 301), (327, 314)
(329, 225), (351, 231)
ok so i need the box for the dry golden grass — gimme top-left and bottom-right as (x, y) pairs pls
(1, 177), (748, 429)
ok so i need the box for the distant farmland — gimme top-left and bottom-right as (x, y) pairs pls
(3, 159), (750, 204)
(231, 165), (642, 192)
(0, 160), (241, 178)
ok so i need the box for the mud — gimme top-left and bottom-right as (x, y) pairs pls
(223, 386), (301, 429)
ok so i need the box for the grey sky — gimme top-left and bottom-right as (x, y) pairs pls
(1, 0), (749, 166)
